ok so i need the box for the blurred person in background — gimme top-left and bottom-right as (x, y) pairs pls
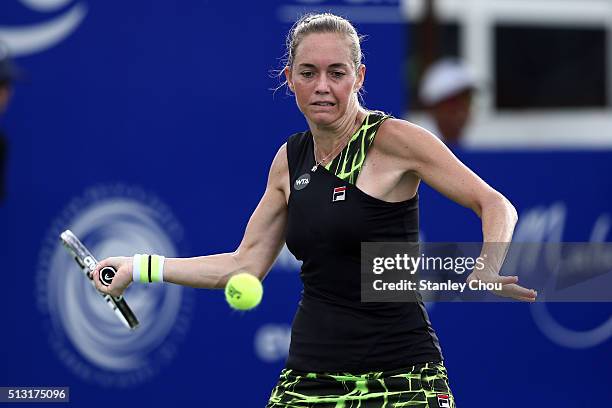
(419, 58), (476, 147)
(0, 43), (20, 205)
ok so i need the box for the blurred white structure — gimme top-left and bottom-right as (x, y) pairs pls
(404, 0), (612, 148)
(0, 1), (88, 57)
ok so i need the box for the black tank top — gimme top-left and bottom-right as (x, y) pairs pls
(285, 113), (443, 373)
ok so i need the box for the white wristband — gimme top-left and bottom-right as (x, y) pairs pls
(158, 255), (165, 282)
(132, 254), (165, 283)
(132, 254), (143, 283)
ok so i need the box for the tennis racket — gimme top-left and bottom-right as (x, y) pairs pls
(60, 229), (139, 329)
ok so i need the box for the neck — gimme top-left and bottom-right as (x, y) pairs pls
(309, 107), (367, 159)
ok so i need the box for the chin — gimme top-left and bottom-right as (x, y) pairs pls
(310, 116), (337, 127)
(306, 109), (340, 126)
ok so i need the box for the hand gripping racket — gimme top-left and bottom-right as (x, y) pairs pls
(60, 230), (139, 329)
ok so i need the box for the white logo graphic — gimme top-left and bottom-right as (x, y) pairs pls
(36, 184), (194, 387)
(0, 0), (87, 57)
(294, 173), (311, 191)
(254, 324), (291, 363)
(517, 204), (612, 349)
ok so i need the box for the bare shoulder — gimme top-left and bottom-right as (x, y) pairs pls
(267, 143), (290, 199)
(269, 143), (289, 175)
(377, 118), (442, 156)
(376, 118), (448, 171)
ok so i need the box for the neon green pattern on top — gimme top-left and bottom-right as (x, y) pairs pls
(324, 112), (391, 185)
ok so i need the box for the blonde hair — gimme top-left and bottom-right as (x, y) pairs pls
(284, 13), (365, 72)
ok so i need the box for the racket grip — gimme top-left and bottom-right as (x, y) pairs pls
(99, 266), (116, 286)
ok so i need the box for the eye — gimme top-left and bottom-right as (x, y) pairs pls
(330, 71), (346, 79)
(300, 71), (314, 78)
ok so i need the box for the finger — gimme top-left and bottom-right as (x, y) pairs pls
(494, 275), (519, 285)
(93, 269), (109, 294)
(508, 290), (537, 302)
(498, 283), (537, 300)
(511, 285), (538, 299)
(469, 274), (518, 286)
(107, 280), (120, 297)
(93, 269), (102, 290)
(92, 258), (109, 278)
(96, 257), (114, 270)
(92, 269), (101, 290)
(110, 289), (123, 298)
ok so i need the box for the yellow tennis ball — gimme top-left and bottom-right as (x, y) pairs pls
(224, 273), (263, 310)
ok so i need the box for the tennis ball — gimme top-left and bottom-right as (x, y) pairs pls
(224, 273), (263, 310)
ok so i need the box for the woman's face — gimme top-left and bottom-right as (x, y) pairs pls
(285, 32), (365, 127)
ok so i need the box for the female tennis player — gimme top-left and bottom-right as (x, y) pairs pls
(93, 13), (537, 407)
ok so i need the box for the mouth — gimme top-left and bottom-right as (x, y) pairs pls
(311, 102), (336, 107)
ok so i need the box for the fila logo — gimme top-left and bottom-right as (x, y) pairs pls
(437, 394), (450, 408)
(332, 186), (346, 202)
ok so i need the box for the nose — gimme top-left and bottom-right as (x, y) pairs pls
(314, 75), (330, 94)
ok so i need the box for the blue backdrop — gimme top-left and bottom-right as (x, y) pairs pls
(0, 1), (610, 407)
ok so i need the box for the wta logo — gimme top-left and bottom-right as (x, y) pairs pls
(36, 184), (194, 387)
(0, 0), (87, 56)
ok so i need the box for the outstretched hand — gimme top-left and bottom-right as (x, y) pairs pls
(92, 257), (133, 297)
(466, 270), (537, 302)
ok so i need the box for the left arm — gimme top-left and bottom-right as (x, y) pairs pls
(378, 119), (536, 301)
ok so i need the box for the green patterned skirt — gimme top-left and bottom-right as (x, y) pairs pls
(266, 362), (455, 408)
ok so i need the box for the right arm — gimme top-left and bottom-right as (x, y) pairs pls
(93, 144), (290, 296)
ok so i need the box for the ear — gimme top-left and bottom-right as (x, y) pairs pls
(354, 64), (366, 92)
(284, 66), (295, 93)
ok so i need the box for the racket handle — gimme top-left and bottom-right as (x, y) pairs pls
(99, 266), (116, 286)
